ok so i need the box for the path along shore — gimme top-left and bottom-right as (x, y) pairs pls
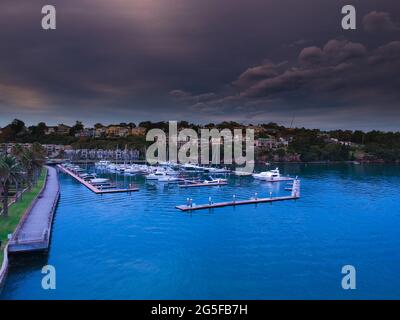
(0, 166), (60, 288)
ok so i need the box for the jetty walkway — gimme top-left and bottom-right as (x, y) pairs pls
(176, 179), (301, 212)
(57, 165), (139, 194)
(8, 166), (60, 253)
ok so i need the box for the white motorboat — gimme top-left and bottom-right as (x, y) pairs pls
(164, 168), (179, 176)
(145, 171), (168, 180)
(79, 173), (97, 180)
(158, 176), (180, 183)
(95, 160), (111, 168)
(159, 161), (179, 168)
(182, 163), (204, 171)
(146, 168), (181, 181)
(111, 164), (126, 172)
(106, 164), (118, 171)
(252, 168), (293, 182)
(203, 176), (227, 184)
(90, 178), (111, 185)
(124, 166), (142, 174)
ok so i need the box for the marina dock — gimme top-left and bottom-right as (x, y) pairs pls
(178, 180), (228, 188)
(176, 179), (300, 212)
(8, 166), (60, 253)
(57, 165), (139, 194)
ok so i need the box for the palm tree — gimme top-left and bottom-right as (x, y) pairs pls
(11, 144), (27, 199)
(0, 155), (24, 217)
(30, 143), (46, 185)
(12, 143), (46, 189)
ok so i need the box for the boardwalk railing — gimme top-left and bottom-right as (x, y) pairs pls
(44, 180), (61, 246)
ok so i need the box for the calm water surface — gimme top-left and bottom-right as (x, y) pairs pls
(1, 164), (400, 299)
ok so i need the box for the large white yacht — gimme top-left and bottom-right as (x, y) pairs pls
(252, 168), (293, 182)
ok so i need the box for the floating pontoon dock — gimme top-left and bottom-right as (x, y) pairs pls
(176, 179), (300, 212)
(57, 165), (139, 194)
(178, 180), (228, 188)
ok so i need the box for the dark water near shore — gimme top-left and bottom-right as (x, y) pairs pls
(1, 164), (400, 299)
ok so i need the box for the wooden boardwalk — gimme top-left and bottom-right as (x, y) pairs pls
(8, 166), (60, 253)
(57, 165), (139, 194)
(176, 179), (301, 212)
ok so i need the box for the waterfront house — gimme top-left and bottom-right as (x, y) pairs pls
(45, 126), (57, 135)
(130, 127), (146, 136)
(45, 124), (71, 135)
(75, 128), (95, 138)
(94, 126), (107, 138)
(326, 137), (353, 146)
(106, 125), (130, 137)
(255, 137), (277, 149)
(255, 137), (289, 149)
(43, 144), (66, 157)
(57, 124), (71, 135)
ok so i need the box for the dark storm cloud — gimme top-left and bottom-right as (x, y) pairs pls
(171, 38), (400, 129)
(0, 0), (400, 129)
(235, 39), (369, 98)
(363, 11), (399, 33)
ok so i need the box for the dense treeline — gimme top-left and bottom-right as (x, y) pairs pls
(282, 128), (400, 162)
(0, 143), (46, 216)
(1, 119), (399, 162)
(288, 131), (352, 162)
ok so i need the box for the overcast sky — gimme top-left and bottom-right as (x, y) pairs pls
(0, 0), (399, 130)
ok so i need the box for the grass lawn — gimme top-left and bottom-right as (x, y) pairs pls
(0, 168), (47, 265)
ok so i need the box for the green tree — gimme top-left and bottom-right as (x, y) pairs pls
(29, 122), (48, 137)
(0, 155), (24, 217)
(69, 121), (84, 136)
(94, 123), (104, 129)
(12, 143), (46, 188)
(276, 148), (286, 161)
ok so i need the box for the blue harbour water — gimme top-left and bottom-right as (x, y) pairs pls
(1, 164), (400, 299)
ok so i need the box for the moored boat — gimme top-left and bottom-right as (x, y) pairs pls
(252, 168), (293, 182)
